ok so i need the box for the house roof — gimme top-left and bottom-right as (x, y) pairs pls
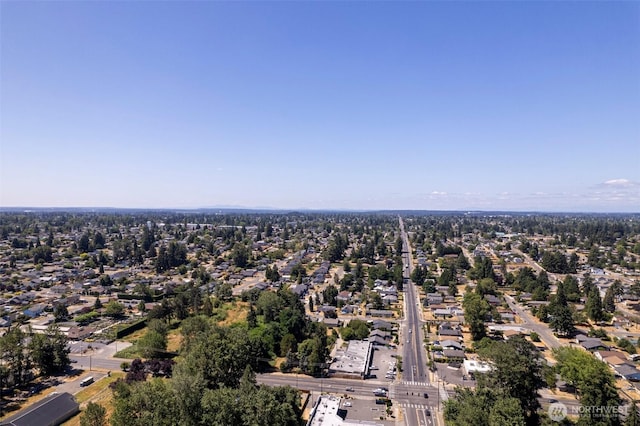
(440, 340), (463, 349)
(615, 364), (640, 379)
(580, 339), (607, 350)
(438, 328), (463, 337)
(443, 349), (466, 359)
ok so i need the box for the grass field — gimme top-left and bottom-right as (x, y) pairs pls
(62, 372), (125, 426)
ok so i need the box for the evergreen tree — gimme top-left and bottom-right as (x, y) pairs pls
(585, 288), (604, 322)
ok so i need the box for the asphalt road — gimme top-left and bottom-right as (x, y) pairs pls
(398, 217), (436, 426)
(504, 295), (562, 350)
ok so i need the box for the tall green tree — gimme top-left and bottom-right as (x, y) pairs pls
(554, 346), (621, 426)
(28, 325), (70, 376)
(585, 288), (605, 322)
(463, 292), (489, 341)
(477, 336), (545, 422)
(0, 327), (29, 386)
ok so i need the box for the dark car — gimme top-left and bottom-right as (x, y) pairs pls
(423, 393), (429, 398)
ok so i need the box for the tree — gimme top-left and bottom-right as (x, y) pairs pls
(54, 304), (69, 322)
(32, 245), (53, 264)
(28, 325), (70, 376)
(231, 243), (251, 268)
(138, 331), (168, 359)
(463, 292), (489, 341)
(322, 285), (338, 307)
(548, 281), (575, 336)
(94, 297), (103, 310)
(0, 327), (29, 387)
(410, 265), (427, 287)
(444, 387), (494, 426)
(216, 282), (233, 301)
(603, 280), (623, 313)
(554, 346), (621, 425)
(80, 402), (107, 426)
(550, 305), (575, 336)
(477, 336), (545, 421)
(340, 319), (370, 341)
(105, 301), (125, 318)
(585, 288), (604, 322)
(265, 265), (280, 282)
(488, 397), (526, 426)
(603, 287), (616, 313)
(626, 401), (640, 426)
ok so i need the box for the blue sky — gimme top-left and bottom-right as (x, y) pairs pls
(1, 1), (639, 212)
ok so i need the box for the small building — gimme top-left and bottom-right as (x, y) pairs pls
(0, 392), (79, 426)
(23, 303), (47, 318)
(463, 359), (493, 378)
(443, 349), (466, 360)
(615, 364), (640, 381)
(366, 309), (394, 318)
(329, 340), (373, 379)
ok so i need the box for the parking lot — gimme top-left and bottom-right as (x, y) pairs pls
(434, 362), (475, 387)
(338, 396), (396, 425)
(369, 346), (399, 382)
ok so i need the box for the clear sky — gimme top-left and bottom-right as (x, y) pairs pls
(1, 1), (639, 212)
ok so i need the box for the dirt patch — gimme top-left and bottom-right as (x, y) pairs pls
(166, 330), (183, 353)
(218, 301), (249, 326)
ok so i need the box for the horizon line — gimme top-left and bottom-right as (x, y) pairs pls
(1, 206), (638, 215)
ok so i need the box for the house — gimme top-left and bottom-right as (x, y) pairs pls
(318, 305), (337, 318)
(484, 295), (501, 305)
(289, 283), (308, 297)
(369, 329), (391, 341)
(366, 309), (394, 318)
(433, 308), (452, 318)
(322, 317), (341, 328)
(615, 364), (640, 381)
(443, 349), (466, 360)
(371, 320), (394, 331)
(438, 323), (463, 338)
(382, 294), (398, 305)
(576, 335), (608, 351)
(241, 269), (257, 278)
(463, 359), (492, 378)
(499, 311), (516, 322)
(440, 340), (463, 350)
(502, 329), (525, 340)
(368, 335), (389, 346)
(254, 282), (269, 291)
(595, 350), (629, 364)
(341, 304), (358, 315)
(337, 291), (352, 303)
(23, 303), (47, 318)
(426, 293), (444, 305)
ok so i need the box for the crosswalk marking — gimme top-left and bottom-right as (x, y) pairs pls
(399, 403), (431, 409)
(399, 381), (432, 387)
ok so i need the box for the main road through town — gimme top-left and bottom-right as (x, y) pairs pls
(397, 217), (436, 426)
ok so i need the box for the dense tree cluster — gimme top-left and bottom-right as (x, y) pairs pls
(540, 250), (575, 274)
(324, 233), (348, 262)
(111, 366), (302, 426)
(0, 325), (70, 392)
(554, 346), (621, 426)
(155, 241), (188, 273)
(445, 337), (545, 425)
(340, 319), (370, 341)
